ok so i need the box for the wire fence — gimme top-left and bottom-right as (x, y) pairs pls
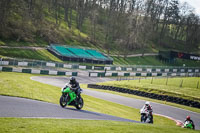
(116, 76), (200, 89)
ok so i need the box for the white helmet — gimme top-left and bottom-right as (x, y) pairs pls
(145, 101), (150, 105)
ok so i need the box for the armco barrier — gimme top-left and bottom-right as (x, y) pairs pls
(0, 66), (78, 76)
(1, 58), (200, 74)
(88, 72), (200, 77)
(87, 84), (200, 109)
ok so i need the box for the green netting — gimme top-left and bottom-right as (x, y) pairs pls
(86, 49), (107, 59)
(67, 47), (93, 58)
(52, 46), (75, 57)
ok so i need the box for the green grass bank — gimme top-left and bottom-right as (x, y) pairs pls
(0, 118), (198, 133)
(99, 77), (200, 103)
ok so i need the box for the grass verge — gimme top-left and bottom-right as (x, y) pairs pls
(0, 118), (198, 133)
(98, 77), (200, 103)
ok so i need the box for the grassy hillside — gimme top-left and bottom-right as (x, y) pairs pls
(0, 0), (199, 55)
(0, 1), (94, 48)
(0, 48), (62, 62)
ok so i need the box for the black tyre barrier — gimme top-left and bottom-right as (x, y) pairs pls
(87, 84), (200, 109)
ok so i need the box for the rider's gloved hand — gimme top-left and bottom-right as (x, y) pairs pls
(71, 87), (76, 91)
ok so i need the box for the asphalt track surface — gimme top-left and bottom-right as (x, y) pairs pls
(0, 95), (137, 123)
(0, 75), (138, 123)
(31, 76), (200, 130)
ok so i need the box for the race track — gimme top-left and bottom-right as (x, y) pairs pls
(0, 95), (137, 123)
(31, 76), (200, 130)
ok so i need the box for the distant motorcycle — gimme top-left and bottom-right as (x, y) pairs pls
(60, 85), (84, 110)
(140, 108), (153, 123)
(183, 121), (194, 129)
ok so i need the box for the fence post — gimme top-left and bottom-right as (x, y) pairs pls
(13, 58), (15, 66)
(180, 79), (183, 87)
(166, 77), (168, 85)
(151, 77), (153, 84)
(0, 57), (2, 65)
(41, 61), (42, 68)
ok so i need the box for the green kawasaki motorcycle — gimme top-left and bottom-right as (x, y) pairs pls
(60, 85), (84, 110)
(183, 121), (194, 129)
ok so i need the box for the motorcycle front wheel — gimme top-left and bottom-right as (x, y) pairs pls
(141, 114), (146, 122)
(75, 97), (84, 110)
(60, 95), (68, 108)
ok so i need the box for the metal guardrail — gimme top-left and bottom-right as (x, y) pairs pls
(0, 66), (78, 76)
(0, 57), (199, 74)
(88, 71), (200, 77)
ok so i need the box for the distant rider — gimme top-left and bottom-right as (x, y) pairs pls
(184, 116), (195, 129)
(140, 101), (153, 123)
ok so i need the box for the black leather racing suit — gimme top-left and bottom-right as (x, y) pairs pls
(69, 81), (81, 97)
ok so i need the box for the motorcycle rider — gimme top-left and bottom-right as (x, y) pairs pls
(184, 116), (195, 129)
(65, 77), (81, 100)
(140, 101), (153, 123)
